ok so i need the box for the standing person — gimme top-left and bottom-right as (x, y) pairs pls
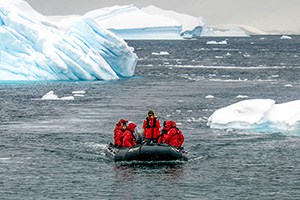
(159, 120), (184, 148)
(114, 119), (128, 147)
(122, 122), (137, 148)
(142, 110), (161, 143)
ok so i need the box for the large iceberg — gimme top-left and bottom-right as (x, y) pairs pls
(207, 99), (300, 134)
(83, 5), (204, 40)
(47, 4), (249, 39)
(0, 0), (137, 81)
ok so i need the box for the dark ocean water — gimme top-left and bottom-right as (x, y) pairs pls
(0, 36), (300, 199)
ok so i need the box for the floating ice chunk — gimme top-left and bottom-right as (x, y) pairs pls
(280, 35), (292, 40)
(72, 91), (86, 94)
(206, 40), (227, 45)
(73, 94), (85, 97)
(207, 99), (276, 129)
(41, 91), (74, 100)
(205, 95), (214, 99)
(207, 99), (300, 133)
(151, 51), (169, 55)
(60, 96), (75, 100)
(236, 95), (249, 98)
(41, 91), (60, 100)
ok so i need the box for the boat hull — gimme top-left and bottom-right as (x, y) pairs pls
(105, 143), (188, 162)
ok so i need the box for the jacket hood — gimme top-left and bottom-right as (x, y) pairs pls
(127, 122), (137, 132)
(116, 118), (128, 126)
(163, 120), (175, 131)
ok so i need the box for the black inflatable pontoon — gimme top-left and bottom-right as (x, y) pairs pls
(105, 143), (188, 162)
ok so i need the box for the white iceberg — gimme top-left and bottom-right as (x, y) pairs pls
(141, 5), (204, 39)
(280, 35), (292, 40)
(151, 51), (169, 55)
(41, 91), (75, 100)
(236, 95), (249, 99)
(202, 24), (266, 37)
(41, 91), (60, 100)
(0, 0), (137, 81)
(207, 99), (300, 133)
(72, 90), (86, 94)
(81, 5), (183, 40)
(205, 95), (214, 99)
(206, 40), (228, 45)
(48, 4), (248, 39)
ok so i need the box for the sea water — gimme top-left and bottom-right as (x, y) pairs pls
(0, 36), (299, 199)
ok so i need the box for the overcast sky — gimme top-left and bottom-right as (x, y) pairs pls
(25, 0), (300, 34)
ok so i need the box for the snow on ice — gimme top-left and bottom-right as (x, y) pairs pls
(207, 99), (300, 133)
(0, 0), (137, 81)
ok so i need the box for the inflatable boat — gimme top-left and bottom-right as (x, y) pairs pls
(105, 143), (188, 162)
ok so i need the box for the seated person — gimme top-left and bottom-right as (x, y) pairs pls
(122, 122), (137, 148)
(158, 120), (184, 148)
(113, 119), (128, 147)
(158, 120), (169, 144)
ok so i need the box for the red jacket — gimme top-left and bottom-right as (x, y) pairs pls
(159, 121), (184, 148)
(114, 128), (124, 147)
(158, 120), (172, 144)
(143, 117), (161, 140)
(114, 119), (127, 147)
(122, 122), (137, 148)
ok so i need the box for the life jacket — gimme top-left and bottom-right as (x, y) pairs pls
(161, 120), (184, 148)
(113, 119), (127, 147)
(146, 117), (157, 128)
(143, 117), (160, 140)
(114, 128), (124, 147)
(166, 128), (184, 148)
(158, 120), (172, 143)
(122, 122), (137, 148)
(122, 130), (136, 148)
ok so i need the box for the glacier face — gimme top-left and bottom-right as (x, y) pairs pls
(0, 1), (138, 81)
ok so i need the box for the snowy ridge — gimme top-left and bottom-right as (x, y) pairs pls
(0, 0), (137, 81)
(207, 99), (300, 134)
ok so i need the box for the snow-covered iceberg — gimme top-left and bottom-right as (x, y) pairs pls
(48, 5), (207, 40)
(47, 4), (249, 39)
(83, 5), (204, 40)
(0, 0), (137, 81)
(207, 99), (300, 134)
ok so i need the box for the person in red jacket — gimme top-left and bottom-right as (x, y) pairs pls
(113, 119), (128, 147)
(159, 120), (184, 148)
(142, 110), (161, 143)
(158, 120), (171, 144)
(122, 122), (137, 148)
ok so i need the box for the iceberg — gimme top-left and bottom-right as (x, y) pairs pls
(83, 5), (189, 40)
(84, 5), (250, 38)
(49, 5), (212, 39)
(41, 91), (74, 100)
(141, 5), (205, 39)
(207, 99), (300, 134)
(280, 35), (292, 40)
(0, 0), (138, 81)
(47, 4), (249, 39)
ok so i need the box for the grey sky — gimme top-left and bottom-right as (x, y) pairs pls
(25, 0), (300, 34)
